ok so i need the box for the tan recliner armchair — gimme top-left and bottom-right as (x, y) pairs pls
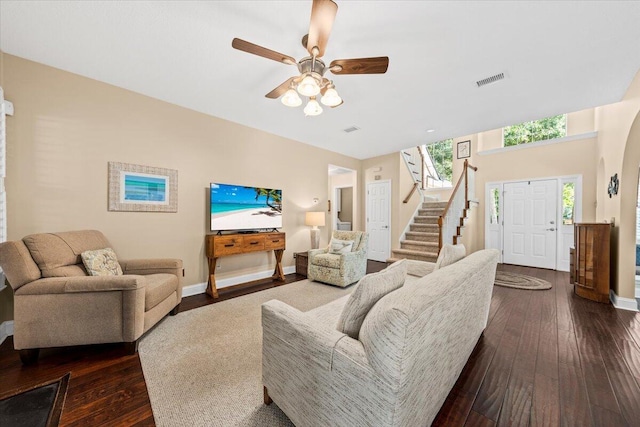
(0, 230), (183, 364)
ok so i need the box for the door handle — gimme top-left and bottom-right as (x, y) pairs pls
(549, 221), (555, 224)
(546, 228), (555, 231)
(382, 226), (389, 229)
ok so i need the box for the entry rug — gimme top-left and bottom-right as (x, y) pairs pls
(0, 373), (70, 427)
(494, 271), (552, 290)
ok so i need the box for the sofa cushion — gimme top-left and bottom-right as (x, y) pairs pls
(0, 240), (42, 289)
(336, 259), (406, 339)
(23, 230), (113, 277)
(144, 273), (178, 311)
(311, 253), (342, 269)
(329, 238), (354, 254)
(81, 248), (123, 276)
(434, 244), (466, 270)
(406, 259), (436, 277)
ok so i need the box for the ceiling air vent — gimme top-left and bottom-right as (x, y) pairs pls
(343, 126), (360, 133)
(476, 72), (505, 88)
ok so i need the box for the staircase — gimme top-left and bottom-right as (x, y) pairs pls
(390, 200), (447, 262)
(390, 153), (478, 264)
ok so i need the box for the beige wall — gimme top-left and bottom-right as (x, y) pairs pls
(594, 70), (640, 300)
(0, 54), (361, 315)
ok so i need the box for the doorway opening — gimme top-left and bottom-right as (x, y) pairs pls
(328, 164), (357, 236)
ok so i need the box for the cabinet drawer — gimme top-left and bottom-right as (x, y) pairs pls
(214, 236), (243, 256)
(265, 233), (286, 250)
(242, 235), (265, 252)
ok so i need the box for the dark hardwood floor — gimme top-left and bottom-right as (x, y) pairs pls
(1, 261), (639, 426)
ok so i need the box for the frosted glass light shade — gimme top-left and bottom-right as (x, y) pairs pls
(304, 98), (323, 116)
(321, 87), (342, 107)
(281, 89), (302, 107)
(297, 75), (320, 96)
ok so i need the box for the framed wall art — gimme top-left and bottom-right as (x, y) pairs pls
(108, 162), (178, 212)
(457, 140), (471, 159)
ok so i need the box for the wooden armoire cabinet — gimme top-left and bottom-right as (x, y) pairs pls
(571, 223), (611, 303)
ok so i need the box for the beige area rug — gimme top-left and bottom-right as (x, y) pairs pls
(139, 280), (352, 427)
(494, 271), (552, 290)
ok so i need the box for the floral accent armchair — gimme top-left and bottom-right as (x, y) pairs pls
(307, 230), (369, 287)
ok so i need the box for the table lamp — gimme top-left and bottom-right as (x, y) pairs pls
(305, 211), (325, 249)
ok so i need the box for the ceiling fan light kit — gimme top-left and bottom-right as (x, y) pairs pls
(297, 73), (322, 96)
(232, 0), (389, 117)
(321, 85), (342, 107)
(281, 88), (302, 107)
(304, 96), (323, 116)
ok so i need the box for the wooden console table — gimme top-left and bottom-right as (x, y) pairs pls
(205, 232), (286, 298)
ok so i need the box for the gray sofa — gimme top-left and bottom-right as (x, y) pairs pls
(262, 248), (499, 427)
(0, 230), (183, 363)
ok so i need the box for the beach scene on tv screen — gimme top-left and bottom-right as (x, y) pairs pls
(211, 183), (282, 230)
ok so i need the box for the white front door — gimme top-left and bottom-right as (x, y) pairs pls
(367, 181), (391, 262)
(503, 180), (557, 269)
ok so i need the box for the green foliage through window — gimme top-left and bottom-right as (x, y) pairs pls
(562, 182), (575, 225)
(426, 139), (453, 184)
(503, 115), (566, 147)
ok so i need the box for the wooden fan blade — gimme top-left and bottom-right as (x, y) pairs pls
(306, 0), (338, 58)
(232, 38), (296, 65)
(265, 77), (297, 99)
(330, 57), (389, 75)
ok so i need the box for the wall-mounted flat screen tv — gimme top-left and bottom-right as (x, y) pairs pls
(210, 183), (282, 231)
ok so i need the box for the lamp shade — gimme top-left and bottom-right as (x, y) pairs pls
(281, 88), (302, 107)
(305, 211), (325, 227)
(304, 98), (323, 116)
(297, 75), (321, 97)
(321, 87), (342, 107)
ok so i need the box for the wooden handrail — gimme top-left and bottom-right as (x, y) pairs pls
(403, 182), (419, 203)
(438, 160), (478, 249)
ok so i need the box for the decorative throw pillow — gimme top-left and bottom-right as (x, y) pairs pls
(434, 243), (466, 270)
(81, 248), (123, 276)
(337, 260), (406, 339)
(329, 238), (354, 254)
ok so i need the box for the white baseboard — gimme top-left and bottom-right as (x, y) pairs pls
(0, 320), (14, 345)
(609, 290), (639, 312)
(181, 266), (296, 298)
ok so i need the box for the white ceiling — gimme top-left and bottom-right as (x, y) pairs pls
(2, 1), (640, 160)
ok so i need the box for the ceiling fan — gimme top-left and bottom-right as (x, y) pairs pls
(231, 0), (389, 116)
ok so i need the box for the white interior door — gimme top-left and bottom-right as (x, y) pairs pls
(503, 180), (557, 269)
(367, 181), (391, 262)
